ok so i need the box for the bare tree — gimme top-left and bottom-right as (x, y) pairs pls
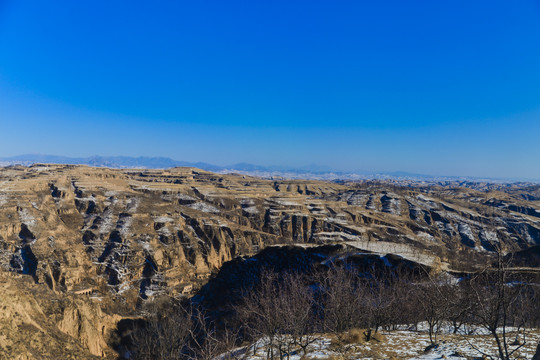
(187, 306), (239, 360)
(388, 270), (423, 330)
(130, 299), (192, 360)
(409, 270), (455, 344)
(465, 250), (527, 360)
(318, 264), (365, 334)
(445, 281), (471, 334)
(236, 270), (318, 360)
(237, 270), (282, 359)
(362, 267), (406, 340)
(281, 273), (319, 355)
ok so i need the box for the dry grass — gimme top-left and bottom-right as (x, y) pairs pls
(323, 355), (344, 360)
(338, 328), (386, 344)
(330, 331), (362, 351)
(342, 328), (366, 344)
(369, 331), (386, 342)
(329, 328), (388, 355)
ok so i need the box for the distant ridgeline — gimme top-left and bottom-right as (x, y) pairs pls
(1, 154), (537, 183)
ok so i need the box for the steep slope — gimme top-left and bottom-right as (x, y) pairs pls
(0, 271), (120, 359)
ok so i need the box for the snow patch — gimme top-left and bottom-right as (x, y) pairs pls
(416, 231), (436, 241)
(187, 202), (220, 213)
(242, 206), (259, 214)
(267, 197), (303, 207)
(458, 223), (475, 241)
(17, 207), (36, 227)
(480, 229), (499, 242)
(178, 194), (197, 201)
(153, 216), (174, 223)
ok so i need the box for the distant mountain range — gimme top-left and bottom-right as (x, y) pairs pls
(0, 154), (537, 183)
(0, 154), (223, 172)
(0, 154), (332, 174)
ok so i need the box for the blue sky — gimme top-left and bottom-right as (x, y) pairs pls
(0, 1), (539, 178)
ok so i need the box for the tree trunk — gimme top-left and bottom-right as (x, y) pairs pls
(532, 343), (540, 360)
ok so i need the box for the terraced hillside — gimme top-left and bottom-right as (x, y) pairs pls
(0, 164), (538, 358)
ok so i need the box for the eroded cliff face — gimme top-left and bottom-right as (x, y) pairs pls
(0, 271), (120, 359)
(0, 164), (539, 358)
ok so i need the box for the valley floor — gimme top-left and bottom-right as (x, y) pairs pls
(230, 326), (540, 360)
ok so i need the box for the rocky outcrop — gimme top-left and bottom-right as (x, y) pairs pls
(57, 299), (122, 357)
(0, 271), (115, 359)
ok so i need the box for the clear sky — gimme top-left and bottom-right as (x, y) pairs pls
(0, 1), (539, 179)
